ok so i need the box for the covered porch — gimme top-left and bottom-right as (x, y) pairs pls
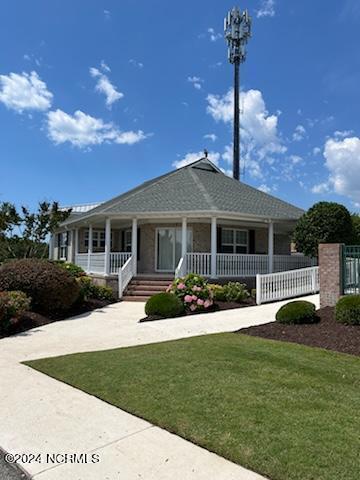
(51, 215), (316, 279)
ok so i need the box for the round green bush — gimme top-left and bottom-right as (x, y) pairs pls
(276, 300), (317, 324)
(0, 291), (31, 334)
(145, 292), (185, 318)
(0, 259), (80, 314)
(335, 295), (360, 325)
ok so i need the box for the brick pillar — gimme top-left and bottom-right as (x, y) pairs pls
(319, 243), (343, 308)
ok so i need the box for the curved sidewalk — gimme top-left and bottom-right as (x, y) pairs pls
(0, 295), (319, 480)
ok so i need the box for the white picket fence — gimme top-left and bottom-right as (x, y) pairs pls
(256, 266), (319, 305)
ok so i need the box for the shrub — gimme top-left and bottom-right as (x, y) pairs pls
(223, 282), (250, 303)
(52, 261), (86, 278)
(251, 289), (256, 299)
(0, 259), (80, 314)
(335, 295), (360, 325)
(168, 273), (214, 312)
(77, 276), (114, 301)
(0, 291), (31, 334)
(145, 292), (184, 318)
(208, 284), (226, 302)
(276, 301), (317, 324)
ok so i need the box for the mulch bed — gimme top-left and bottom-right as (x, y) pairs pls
(1, 299), (113, 338)
(140, 297), (256, 322)
(238, 307), (360, 357)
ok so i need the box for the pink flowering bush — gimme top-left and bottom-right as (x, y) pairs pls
(168, 273), (213, 312)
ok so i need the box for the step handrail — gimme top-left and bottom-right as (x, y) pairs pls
(118, 255), (134, 299)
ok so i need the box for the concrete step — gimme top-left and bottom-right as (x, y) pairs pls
(127, 284), (168, 292)
(122, 295), (149, 302)
(134, 275), (173, 281)
(125, 289), (164, 297)
(130, 280), (171, 287)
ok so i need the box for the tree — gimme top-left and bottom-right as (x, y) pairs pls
(293, 202), (354, 257)
(0, 201), (71, 261)
(351, 213), (360, 244)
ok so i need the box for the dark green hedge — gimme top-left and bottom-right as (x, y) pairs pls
(145, 292), (184, 318)
(335, 295), (360, 325)
(276, 300), (317, 325)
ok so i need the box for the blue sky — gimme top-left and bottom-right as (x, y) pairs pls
(1, 0), (360, 211)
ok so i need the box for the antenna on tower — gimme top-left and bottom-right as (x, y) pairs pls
(224, 6), (251, 181)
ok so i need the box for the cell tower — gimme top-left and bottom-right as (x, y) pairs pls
(224, 7), (251, 181)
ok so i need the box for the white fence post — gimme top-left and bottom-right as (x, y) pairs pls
(256, 274), (261, 305)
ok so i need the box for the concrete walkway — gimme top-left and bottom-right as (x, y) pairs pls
(0, 295), (319, 480)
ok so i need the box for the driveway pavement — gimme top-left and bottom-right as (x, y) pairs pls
(0, 295), (319, 480)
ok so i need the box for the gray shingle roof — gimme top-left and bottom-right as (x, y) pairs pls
(63, 158), (303, 224)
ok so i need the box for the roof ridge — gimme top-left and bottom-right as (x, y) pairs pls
(189, 168), (217, 210)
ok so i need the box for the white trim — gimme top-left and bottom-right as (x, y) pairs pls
(131, 218), (138, 276)
(104, 218), (111, 275)
(268, 222), (274, 274)
(211, 217), (217, 278)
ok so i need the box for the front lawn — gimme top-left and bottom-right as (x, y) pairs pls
(26, 334), (360, 480)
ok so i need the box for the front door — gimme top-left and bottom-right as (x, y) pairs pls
(156, 228), (192, 272)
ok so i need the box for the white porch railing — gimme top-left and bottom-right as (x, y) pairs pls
(217, 253), (269, 276)
(75, 252), (131, 274)
(256, 266), (319, 305)
(182, 253), (317, 278)
(186, 253), (211, 276)
(110, 252), (131, 274)
(118, 255), (135, 299)
(74, 253), (88, 270)
(273, 254), (317, 272)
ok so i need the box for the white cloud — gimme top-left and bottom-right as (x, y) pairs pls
(334, 129), (354, 138)
(100, 60), (111, 72)
(129, 59), (144, 69)
(313, 147), (321, 156)
(204, 133), (217, 142)
(289, 155), (302, 165)
(187, 76), (203, 90)
(90, 66), (123, 108)
(0, 71), (53, 113)
(207, 27), (222, 42)
(320, 135), (360, 202)
(104, 9), (111, 19)
(258, 184), (272, 193)
(47, 109), (148, 148)
(256, 0), (275, 18)
(311, 182), (330, 194)
(292, 124), (306, 141)
(173, 150), (220, 169)
(206, 88), (286, 179)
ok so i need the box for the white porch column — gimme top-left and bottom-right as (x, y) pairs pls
(132, 218), (138, 276)
(104, 218), (111, 275)
(48, 234), (55, 260)
(181, 217), (187, 259)
(67, 230), (74, 263)
(211, 217), (217, 278)
(87, 224), (93, 273)
(74, 228), (79, 257)
(268, 221), (274, 273)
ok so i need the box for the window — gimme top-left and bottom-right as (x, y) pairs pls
(59, 232), (68, 260)
(124, 230), (132, 252)
(84, 229), (106, 250)
(221, 228), (248, 254)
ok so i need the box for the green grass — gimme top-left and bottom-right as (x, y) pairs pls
(25, 334), (360, 480)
